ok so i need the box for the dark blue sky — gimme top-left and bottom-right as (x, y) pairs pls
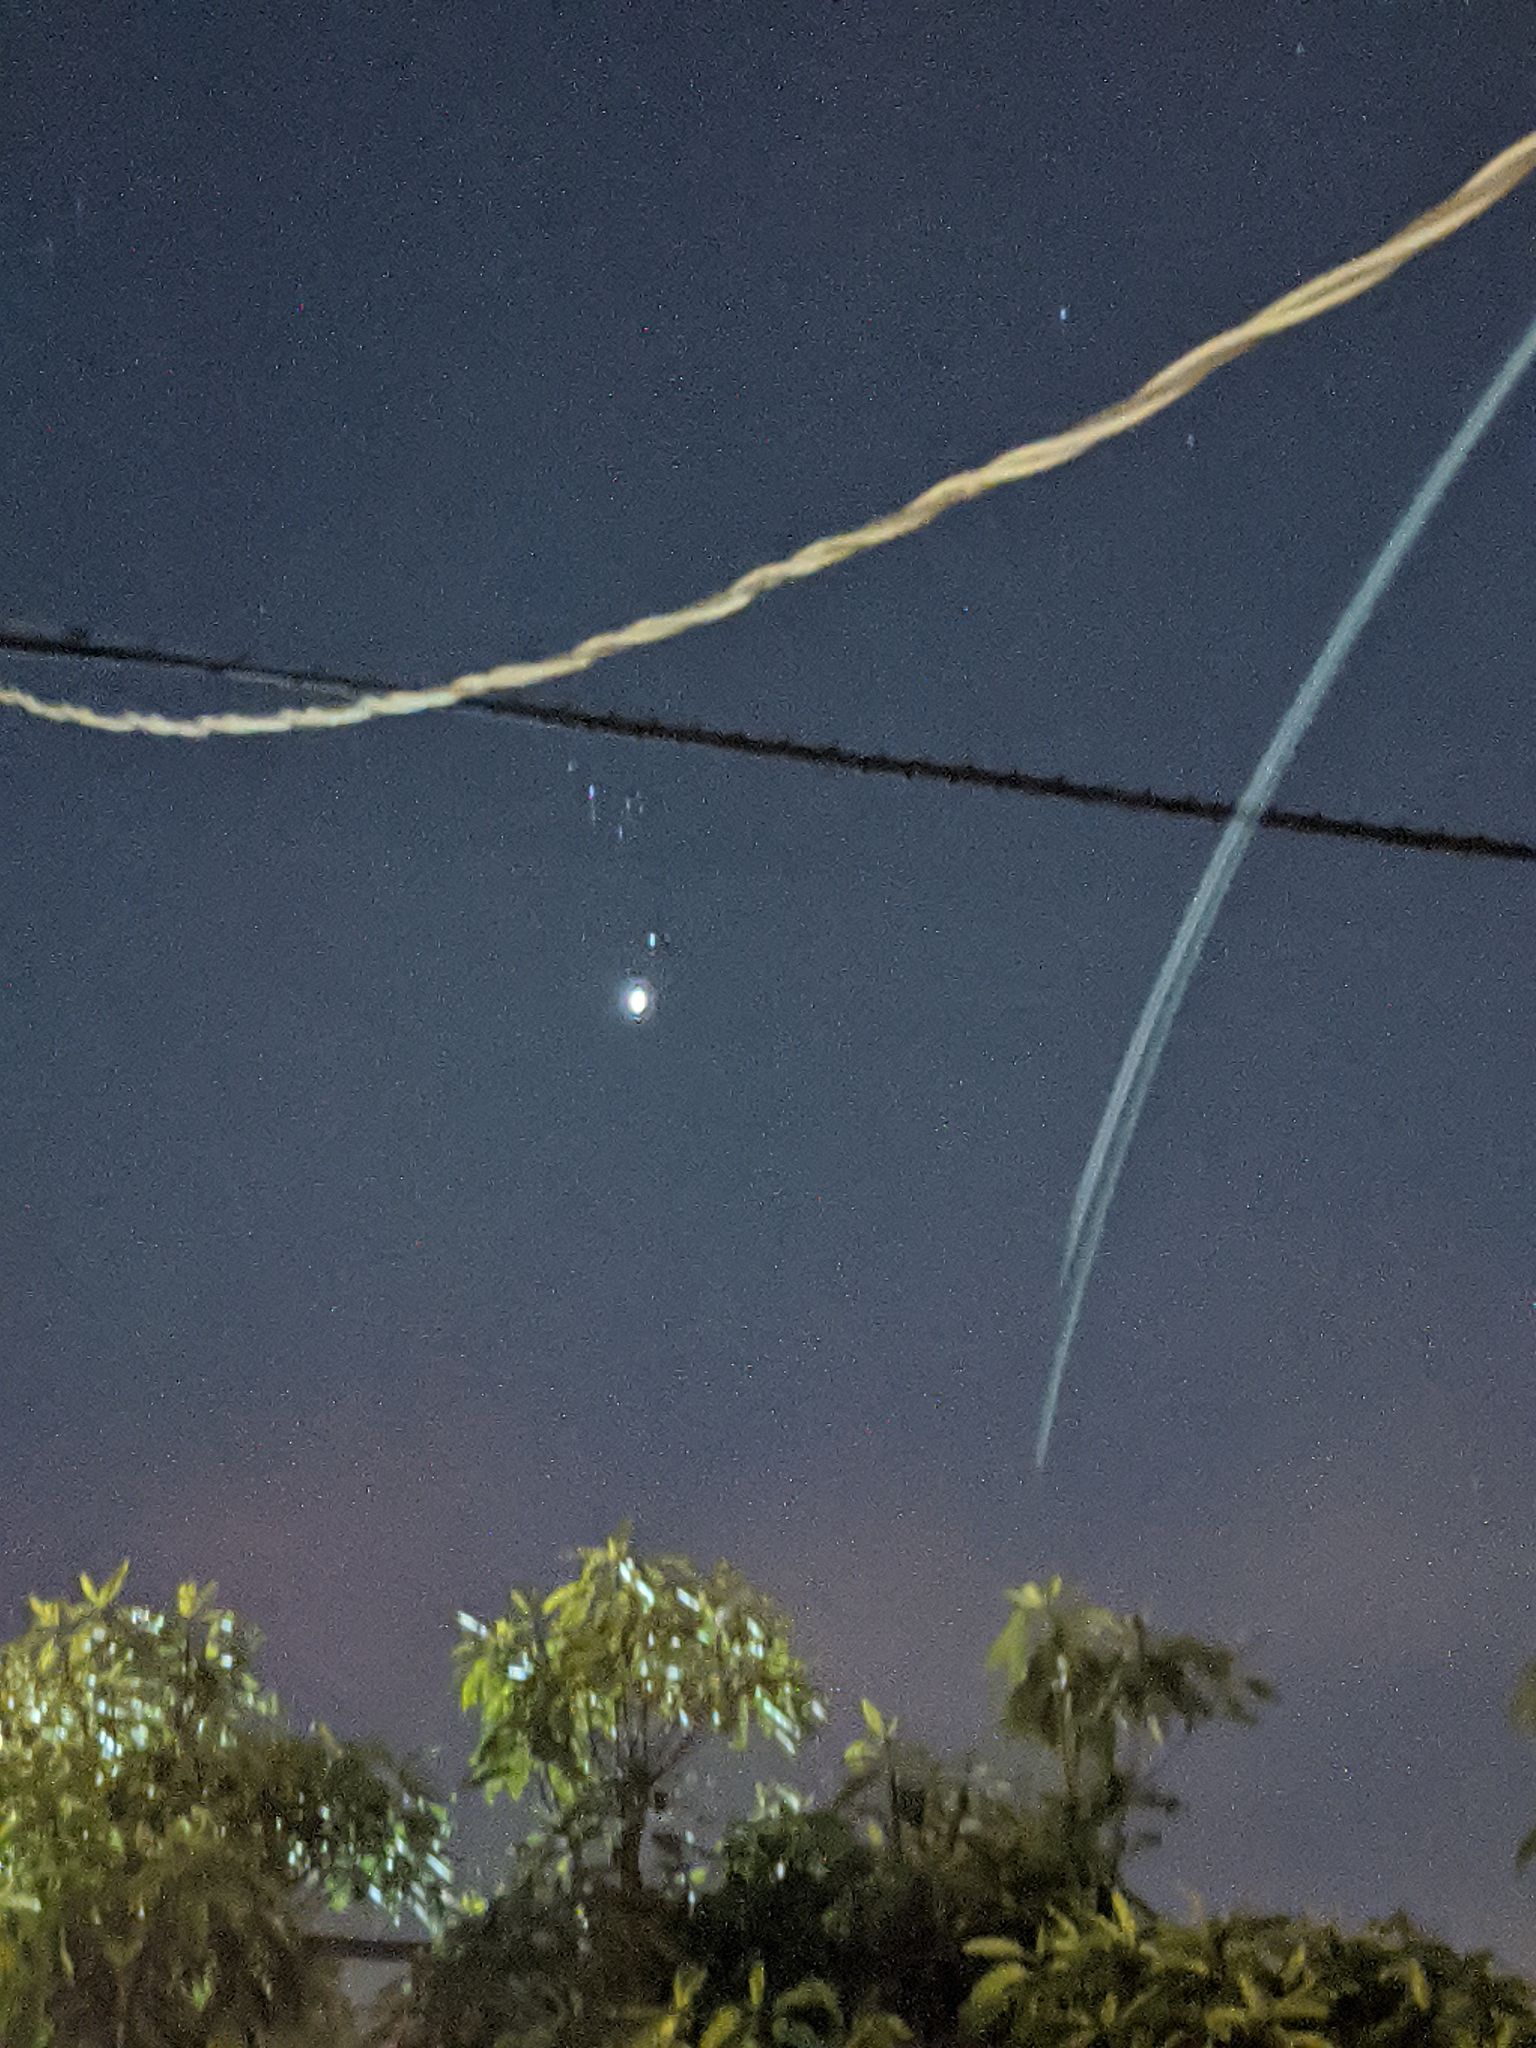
(5, 0), (1536, 1970)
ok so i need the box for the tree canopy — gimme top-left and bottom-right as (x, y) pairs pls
(455, 1524), (826, 1901)
(0, 1562), (452, 2048)
(3, 1534), (1535, 2048)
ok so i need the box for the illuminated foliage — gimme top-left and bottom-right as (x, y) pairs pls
(678, 1585), (1274, 2044)
(623, 1958), (911, 2048)
(455, 1525), (825, 1900)
(383, 1532), (825, 2048)
(986, 1576), (1273, 1896)
(394, 1558), (1278, 2048)
(13, 1536), (1510, 2048)
(0, 1563), (453, 2047)
(961, 1896), (1536, 2048)
(688, 1750), (1068, 2043)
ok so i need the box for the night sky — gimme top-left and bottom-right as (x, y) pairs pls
(5, 0), (1536, 1976)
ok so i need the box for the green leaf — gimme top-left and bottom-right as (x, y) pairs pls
(960, 1960), (1029, 2028)
(773, 1980), (842, 2025)
(1386, 1955), (1432, 2011)
(702, 2007), (743, 2048)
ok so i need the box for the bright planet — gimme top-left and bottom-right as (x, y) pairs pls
(620, 978), (655, 1021)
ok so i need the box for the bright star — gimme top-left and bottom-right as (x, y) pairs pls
(620, 978), (656, 1022)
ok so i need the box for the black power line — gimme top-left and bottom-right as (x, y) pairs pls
(3, 620), (1532, 865)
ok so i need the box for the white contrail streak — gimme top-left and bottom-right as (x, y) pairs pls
(1036, 302), (1536, 1470)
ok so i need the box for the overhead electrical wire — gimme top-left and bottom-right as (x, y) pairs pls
(4, 622), (1533, 866)
(1, 128), (1533, 741)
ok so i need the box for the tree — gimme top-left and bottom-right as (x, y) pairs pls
(624, 1958), (911, 2048)
(985, 1577), (1273, 1902)
(689, 1733), (1077, 2044)
(0, 1563), (453, 2048)
(687, 1584), (1267, 2046)
(960, 1895), (1536, 2048)
(383, 1531), (825, 2048)
(377, 1534), (1533, 2048)
(427, 1556), (1273, 2048)
(455, 1526), (826, 1904)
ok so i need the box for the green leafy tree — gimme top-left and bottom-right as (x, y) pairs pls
(690, 1705), (1081, 2040)
(367, 1852), (591, 2048)
(986, 1577), (1273, 1900)
(0, 1562), (453, 2048)
(386, 1531), (825, 2048)
(686, 1785), (881, 2016)
(685, 1586), (1270, 2045)
(832, 1704), (1082, 2018)
(455, 1527), (826, 1904)
(624, 1959), (910, 2048)
(960, 1895), (1536, 2048)
(385, 1539), (1528, 2048)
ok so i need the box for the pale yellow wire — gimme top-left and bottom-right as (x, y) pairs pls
(6, 128), (1535, 742)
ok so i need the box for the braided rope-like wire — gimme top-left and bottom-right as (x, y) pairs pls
(6, 128), (1534, 742)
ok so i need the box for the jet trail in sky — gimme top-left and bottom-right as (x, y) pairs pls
(1036, 297), (1536, 1470)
